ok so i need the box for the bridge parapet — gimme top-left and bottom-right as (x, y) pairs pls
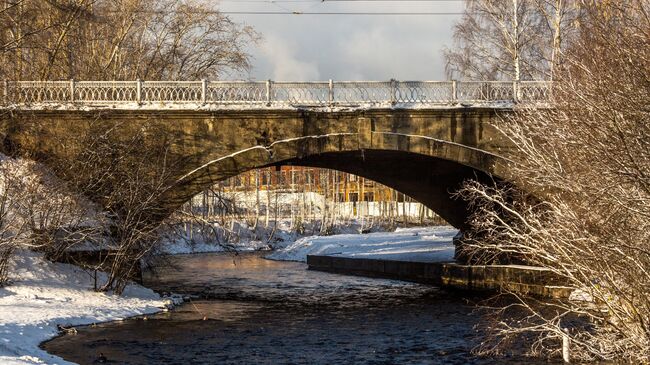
(1, 80), (550, 110)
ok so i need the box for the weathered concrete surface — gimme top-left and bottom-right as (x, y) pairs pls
(307, 255), (571, 299)
(0, 108), (514, 229)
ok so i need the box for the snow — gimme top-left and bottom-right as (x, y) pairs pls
(161, 238), (271, 255)
(1, 101), (516, 112)
(0, 153), (172, 364)
(267, 226), (458, 263)
(569, 288), (594, 302)
(0, 250), (170, 365)
(158, 219), (394, 255)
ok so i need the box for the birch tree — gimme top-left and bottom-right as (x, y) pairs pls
(444, 0), (578, 80)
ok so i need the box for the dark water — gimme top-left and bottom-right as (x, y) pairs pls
(42, 253), (544, 365)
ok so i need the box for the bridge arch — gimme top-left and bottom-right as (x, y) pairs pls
(168, 133), (509, 229)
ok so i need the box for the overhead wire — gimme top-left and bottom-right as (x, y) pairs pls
(220, 0), (464, 15)
(216, 0), (464, 2)
(118, 0), (466, 16)
(219, 11), (464, 15)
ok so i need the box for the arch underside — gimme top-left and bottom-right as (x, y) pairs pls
(278, 150), (496, 230)
(168, 134), (508, 230)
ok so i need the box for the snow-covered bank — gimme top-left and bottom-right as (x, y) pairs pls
(267, 226), (458, 263)
(159, 219), (394, 255)
(0, 251), (170, 365)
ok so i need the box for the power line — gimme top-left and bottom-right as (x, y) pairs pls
(325, 0), (464, 1)
(214, 0), (465, 15)
(220, 11), (464, 15)
(217, 0), (463, 2)
(117, 10), (465, 15)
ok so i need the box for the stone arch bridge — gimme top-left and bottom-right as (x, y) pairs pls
(0, 80), (550, 231)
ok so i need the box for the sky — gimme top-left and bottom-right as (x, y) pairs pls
(220, 0), (464, 81)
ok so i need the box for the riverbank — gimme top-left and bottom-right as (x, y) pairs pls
(159, 219), (401, 255)
(0, 250), (172, 365)
(45, 252), (491, 365)
(0, 226), (457, 364)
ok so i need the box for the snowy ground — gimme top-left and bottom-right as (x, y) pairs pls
(0, 251), (172, 365)
(160, 237), (272, 255)
(267, 226), (458, 263)
(159, 219), (394, 255)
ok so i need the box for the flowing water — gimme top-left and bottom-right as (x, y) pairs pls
(42, 252), (545, 364)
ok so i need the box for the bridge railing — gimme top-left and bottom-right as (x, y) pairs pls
(1, 80), (551, 108)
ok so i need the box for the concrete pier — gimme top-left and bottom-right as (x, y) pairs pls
(306, 255), (571, 298)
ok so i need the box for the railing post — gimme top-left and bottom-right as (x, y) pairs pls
(70, 79), (75, 103)
(266, 79), (272, 106)
(390, 78), (396, 105)
(136, 79), (142, 104)
(452, 80), (458, 103)
(328, 79), (334, 106)
(2, 80), (7, 105)
(201, 79), (207, 104)
(513, 80), (519, 103)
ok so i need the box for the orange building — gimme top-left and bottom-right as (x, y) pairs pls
(222, 166), (404, 203)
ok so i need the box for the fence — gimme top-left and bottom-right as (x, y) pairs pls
(1, 80), (551, 108)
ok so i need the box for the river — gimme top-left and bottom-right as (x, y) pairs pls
(42, 252), (541, 364)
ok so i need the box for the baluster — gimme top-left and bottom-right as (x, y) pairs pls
(390, 79), (396, 105)
(266, 80), (272, 106)
(452, 80), (458, 103)
(70, 79), (75, 103)
(201, 79), (207, 104)
(328, 79), (334, 106)
(136, 79), (142, 104)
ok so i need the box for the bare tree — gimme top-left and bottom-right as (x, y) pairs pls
(0, 0), (259, 80)
(0, 153), (102, 285)
(40, 120), (186, 294)
(444, 0), (579, 80)
(0, 157), (29, 285)
(455, 1), (650, 361)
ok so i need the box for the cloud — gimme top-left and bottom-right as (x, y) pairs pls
(336, 18), (457, 80)
(258, 35), (320, 81)
(226, 2), (463, 81)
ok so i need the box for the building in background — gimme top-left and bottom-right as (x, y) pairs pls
(185, 166), (445, 223)
(227, 166), (395, 203)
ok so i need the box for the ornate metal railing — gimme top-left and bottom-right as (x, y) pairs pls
(1, 80), (551, 109)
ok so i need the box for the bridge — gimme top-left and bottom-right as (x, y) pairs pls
(0, 80), (550, 255)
